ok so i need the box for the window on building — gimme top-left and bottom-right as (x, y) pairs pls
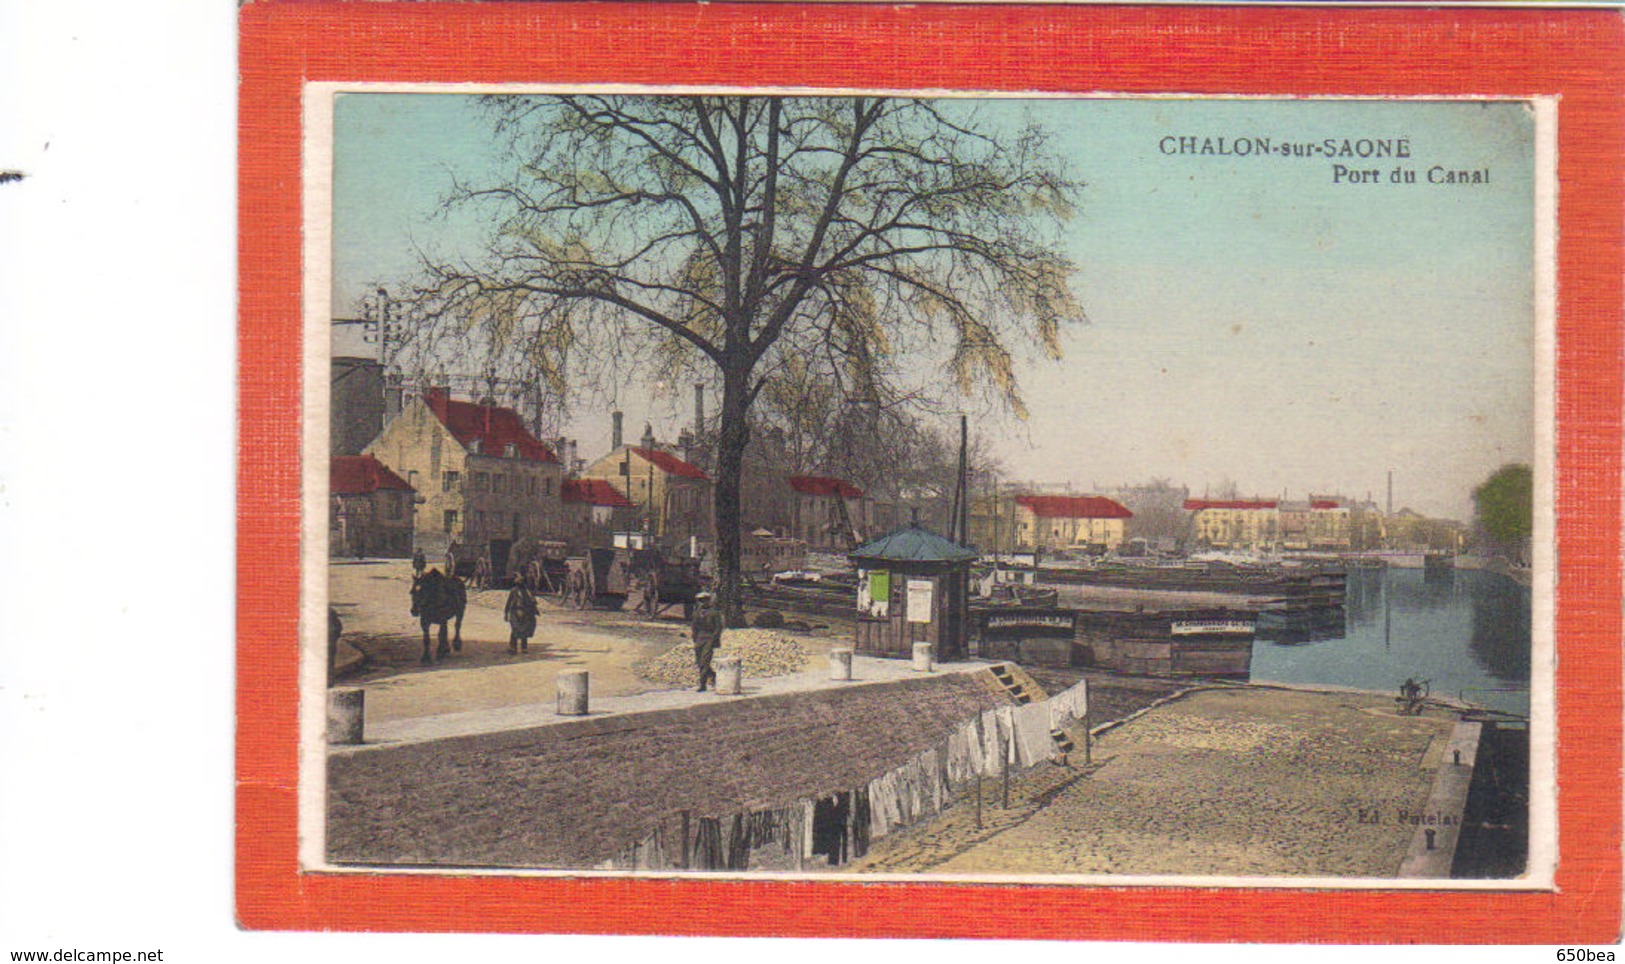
(474, 472), (488, 492)
(442, 470), (460, 493)
(475, 510), (485, 530)
(494, 474), (506, 495)
(443, 510), (458, 531)
(544, 478), (552, 496)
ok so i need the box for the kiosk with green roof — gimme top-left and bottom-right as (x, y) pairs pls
(847, 525), (976, 662)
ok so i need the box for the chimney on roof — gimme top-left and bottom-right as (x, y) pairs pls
(678, 427), (693, 464)
(612, 411), (623, 450)
(567, 439), (579, 477)
(695, 383), (706, 433)
(642, 422), (656, 451)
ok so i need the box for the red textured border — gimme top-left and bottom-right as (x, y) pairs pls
(238, 2), (1624, 941)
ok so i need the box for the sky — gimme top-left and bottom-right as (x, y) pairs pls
(330, 94), (1537, 521)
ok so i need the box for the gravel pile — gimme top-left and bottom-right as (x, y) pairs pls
(634, 628), (811, 686)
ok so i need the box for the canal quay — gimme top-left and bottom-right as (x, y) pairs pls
(849, 685), (1470, 879)
(325, 553), (1526, 878)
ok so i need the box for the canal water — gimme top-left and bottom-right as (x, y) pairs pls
(1250, 567), (1532, 718)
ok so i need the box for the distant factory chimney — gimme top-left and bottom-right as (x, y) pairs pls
(695, 383), (706, 433)
(612, 411), (624, 450)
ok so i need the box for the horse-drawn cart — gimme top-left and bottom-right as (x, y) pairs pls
(508, 539), (570, 594)
(626, 554), (705, 620)
(562, 547), (705, 618)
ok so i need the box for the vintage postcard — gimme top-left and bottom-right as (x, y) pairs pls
(309, 89), (1550, 886)
(239, 2), (1622, 943)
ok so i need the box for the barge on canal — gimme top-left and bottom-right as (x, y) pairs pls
(972, 605), (1257, 678)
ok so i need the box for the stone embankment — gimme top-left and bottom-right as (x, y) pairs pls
(326, 672), (1016, 869)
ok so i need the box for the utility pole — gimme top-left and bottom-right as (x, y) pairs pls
(949, 412), (962, 539)
(369, 287), (399, 367)
(991, 469), (1000, 558)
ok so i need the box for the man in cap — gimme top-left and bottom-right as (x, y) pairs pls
(690, 591), (723, 691)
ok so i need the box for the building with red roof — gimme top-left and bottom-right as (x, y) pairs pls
(365, 388), (565, 562)
(421, 389), (559, 464)
(561, 478), (640, 549)
(1003, 493), (1133, 552)
(1305, 495), (1352, 550)
(329, 455), (416, 558)
(581, 440), (714, 547)
(782, 475), (871, 551)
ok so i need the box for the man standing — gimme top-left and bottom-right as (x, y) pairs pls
(504, 571), (539, 654)
(412, 547), (427, 578)
(690, 591), (723, 692)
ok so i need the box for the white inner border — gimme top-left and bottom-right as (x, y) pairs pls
(298, 83), (1559, 892)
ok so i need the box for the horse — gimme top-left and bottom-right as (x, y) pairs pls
(410, 568), (466, 664)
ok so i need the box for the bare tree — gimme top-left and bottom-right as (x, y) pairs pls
(409, 94), (1083, 620)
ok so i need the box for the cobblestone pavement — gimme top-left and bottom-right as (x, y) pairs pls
(1023, 668), (1186, 725)
(850, 687), (1456, 878)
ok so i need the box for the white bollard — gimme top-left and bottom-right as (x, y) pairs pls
(556, 670), (589, 715)
(912, 642), (934, 672)
(829, 648), (854, 681)
(327, 688), (365, 744)
(714, 655), (742, 695)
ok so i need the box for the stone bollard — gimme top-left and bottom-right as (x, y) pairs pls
(327, 687), (364, 744)
(1453, 749), (1462, 766)
(556, 670), (589, 716)
(1425, 828), (1437, 850)
(912, 642), (934, 673)
(714, 655), (742, 695)
(829, 648), (854, 681)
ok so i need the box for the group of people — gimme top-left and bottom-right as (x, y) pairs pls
(412, 545), (724, 684)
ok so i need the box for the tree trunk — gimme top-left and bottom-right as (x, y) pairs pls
(713, 368), (752, 627)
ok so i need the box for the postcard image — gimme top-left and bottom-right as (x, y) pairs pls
(305, 88), (1551, 890)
